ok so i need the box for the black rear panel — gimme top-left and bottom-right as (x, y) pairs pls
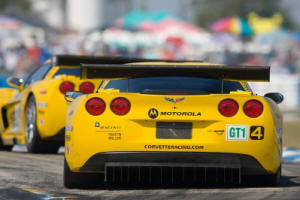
(156, 122), (192, 139)
(105, 163), (241, 186)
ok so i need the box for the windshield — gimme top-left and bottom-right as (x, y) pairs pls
(104, 76), (244, 94)
(54, 68), (80, 77)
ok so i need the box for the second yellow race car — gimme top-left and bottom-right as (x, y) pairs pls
(0, 55), (152, 153)
(64, 61), (283, 188)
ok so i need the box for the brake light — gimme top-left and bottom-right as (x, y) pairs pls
(59, 81), (74, 94)
(111, 97), (130, 115)
(79, 82), (95, 94)
(86, 98), (105, 115)
(244, 100), (263, 118)
(218, 99), (239, 117)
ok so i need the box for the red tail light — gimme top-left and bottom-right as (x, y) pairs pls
(218, 99), (239, 117)
(86, 98), (105, 115)
(79, 82), (95, 94)
(111, 97), (130, 115)
(59, 81), (74, 94)
(244, 100), (263, 118)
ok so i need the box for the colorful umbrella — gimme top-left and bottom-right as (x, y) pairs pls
(210, 17), (253, 36)
(0, 15), (21, 30)
(115, 10), (181, 30)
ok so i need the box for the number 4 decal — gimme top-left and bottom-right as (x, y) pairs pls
(250, 126), (264, 140)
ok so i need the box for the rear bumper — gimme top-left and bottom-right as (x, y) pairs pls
(80, 151), (270, 176)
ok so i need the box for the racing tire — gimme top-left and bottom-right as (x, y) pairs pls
(246, 165), (281, 186)
(25, 95), (60, 154)
(64, 158), (104, 189)
(0, 138), (13, 151)
(261, 165), (281, 186)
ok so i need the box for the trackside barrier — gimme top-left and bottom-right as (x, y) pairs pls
(249, 74), (299, 110)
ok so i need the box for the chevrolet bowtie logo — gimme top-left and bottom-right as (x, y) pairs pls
(164, 97), (186, 105)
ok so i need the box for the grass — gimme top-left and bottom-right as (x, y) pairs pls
(283, 121), (300, 149)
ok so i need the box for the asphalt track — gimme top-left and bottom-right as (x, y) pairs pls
(0, 151), (300, 200)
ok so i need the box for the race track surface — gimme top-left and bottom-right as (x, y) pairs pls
(0, 151), (300, 200)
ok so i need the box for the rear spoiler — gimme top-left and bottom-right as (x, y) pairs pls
(52, 55), (165, 66)
(80, 64), (270, 82)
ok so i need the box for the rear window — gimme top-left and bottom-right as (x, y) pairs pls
(54, 68), (80, 77)
(104, 76), (244, 94)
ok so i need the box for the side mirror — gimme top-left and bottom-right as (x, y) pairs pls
(65, 91), (83, 103)
(7, 77), (23, 91)
(264, 92), (284, 104)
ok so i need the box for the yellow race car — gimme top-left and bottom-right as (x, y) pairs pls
(0, 55), (108, 153)
(0, 55), (158, 153)
(64, 61), (283, 188)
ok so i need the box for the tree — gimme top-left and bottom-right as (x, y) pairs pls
(193, 0), (294, 29)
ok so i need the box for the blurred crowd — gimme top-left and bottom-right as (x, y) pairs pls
(1, 20), (300, 77)
(2, 31), (300, 78)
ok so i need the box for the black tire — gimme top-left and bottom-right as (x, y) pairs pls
(0, 138), (13, 151)
(25, 95), (60, 154)
(64, 158), (104, 189)
(246, 165), (281, 186)
(262, 165), (281, 186)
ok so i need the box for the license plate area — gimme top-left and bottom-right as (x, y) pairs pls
(156, 122), (192, 139)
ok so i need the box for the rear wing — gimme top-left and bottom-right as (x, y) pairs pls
(80, 64), (270, 82)
(52, 55), (164, 66)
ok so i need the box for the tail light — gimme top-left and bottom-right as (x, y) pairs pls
(218, 99), (238, 117)
(79, 82), (95, 94)
(59, 81), (74, 94)
(111, 97), (130, 115)
(244, 100), (263, 118)
(86, 98), (105, 115)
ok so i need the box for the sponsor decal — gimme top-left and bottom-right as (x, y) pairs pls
(37, 102), (48, 108)
(226, 124), (248, 141)
(250, 126), (264, 140)
(68, 110), (74, 116)
(39, 119), (44, 125)
(160, 111), (201, 116)
(39, 90), (47, 95)
(144, 144), (204, 150)
(65, 134), (71, 141)
(108, 132), (121, 140)
(66, 125), (73, 132)
(38, 110), (45, 114)
(164, 97), (186, 105)
(95, 123), (121, 132)
(148, 108), (159, 119)
(148, 108), (201, 119)
(66, 146), (70, 155)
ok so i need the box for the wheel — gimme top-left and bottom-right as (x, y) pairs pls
(247, 165), (281, 186)
(0, 138), (13, 151)
(25, 95), (43, 153)
(25, 95), (60, 154)
(64, 158), (104, 189)
(262, 165), (281, 186)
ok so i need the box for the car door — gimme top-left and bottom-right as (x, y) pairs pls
(7, 64), (52, 137)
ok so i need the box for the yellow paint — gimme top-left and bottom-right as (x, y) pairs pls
(0, 62), (101, 146)
(65, 62), (282, 175)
